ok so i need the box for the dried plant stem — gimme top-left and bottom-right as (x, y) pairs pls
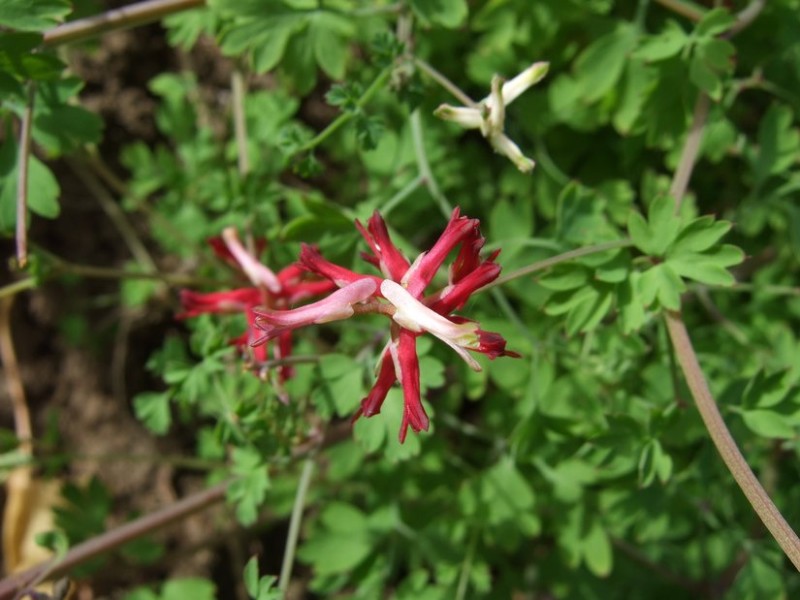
(278, 458), (315, 595)
(661, 0), (800, 569)
(653, 0), (705, 21)
(43, 0), (205, 47)
(0, 482), (228, 600)
(15, 84), (35, 269)
(0, 299), (32, 456)
(669, 93), (710, 211)
(231, 68), (251, 176)
(665, 313), (800, 570)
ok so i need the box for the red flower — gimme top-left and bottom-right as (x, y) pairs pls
(253, 209), (519, 442)
(178, 228), (336, 381)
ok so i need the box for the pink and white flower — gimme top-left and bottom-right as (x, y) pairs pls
(177, 229), (336, 381)
(252, 208), (518, 442)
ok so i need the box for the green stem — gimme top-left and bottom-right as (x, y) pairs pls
(414, 57), (477, 108)
(296, 68), (391, 156)
(455, 526), (479, 600)
(487, 239), (633, 289)
(410, 110), (452, 219)
(15, 83), (35, 268)
(42, 0), (206, 46)
(279, 458), (315, 595)
(0, 278), (37, 299)
(381, 174), (424, 216)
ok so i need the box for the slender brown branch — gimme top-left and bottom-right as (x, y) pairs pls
(670, 93), (710, 212)
(661, 0), (800, 570)
(665, 313), (800, 570)
(42, 0), (206, 47)
(0, 482), (228, 599)
(0, 299), (33, 456)
(15, 84), (36, 269)
(653, 0), (705, 21)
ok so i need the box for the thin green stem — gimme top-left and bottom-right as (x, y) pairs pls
(296, 68), (391, 156)
(414, 57), (478, 108)
(15, 83), (35, 268)
(487, 240), (633, 290)
(0, 278), (37, 300)
(410, 110), (452, 219)
(381, 174), (424, 216)
(455, 526), (479, 600)
(279, 457), (315, 595)
(42, 0), (206, 46)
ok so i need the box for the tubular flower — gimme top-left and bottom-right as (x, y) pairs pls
(433, 61), (549, 173)
(252, 208), (519, 442)
(177, 228), (336, 381)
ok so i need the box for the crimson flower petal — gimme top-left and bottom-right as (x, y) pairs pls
(353, 351), (397, 423)
(299, 244), (382, 288)
(177, 288), (262, 319)
(405, 207), (480, 297)
(397, 329), (428, 442)
(355, 211), (410, 281)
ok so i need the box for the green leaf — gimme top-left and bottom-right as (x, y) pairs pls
(410, 0), (468, 28)
(227, 447), (270, 525)
(133, 392), (172, 435)
(627, 210), (652, 254)
(34, 93), (104, 156)
(161, 579), (216, 600)
(741, 409), (795, 439)
(583, 522), (613, 577)
(753, 104), (800, 184)
(671, 216), (731, 253)
(695, 7), (735, 37)
(0, 137), (61, 232)
(634, 20), (688, 62)
(572, 24), (638, 103)
(0, 0), (71, 31)
(309, 11), (353, 79)
(638, 263), (685, 310)
(298, 531), (373, 575)
(539, 266), (590, 291)
(646, 195), (681, 256)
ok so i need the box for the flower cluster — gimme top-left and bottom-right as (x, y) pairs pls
(252, 208), (519, 442)
(434, 61), (549, 173)
(178, 228), (335, 381)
